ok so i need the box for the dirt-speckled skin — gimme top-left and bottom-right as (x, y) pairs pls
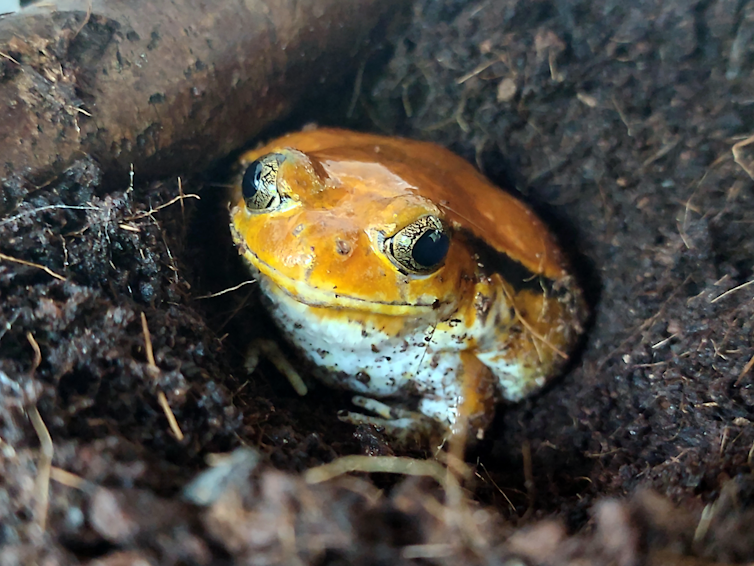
(230, 128), (587, 439)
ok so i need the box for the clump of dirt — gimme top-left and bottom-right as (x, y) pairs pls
(2, 0), (754, 564)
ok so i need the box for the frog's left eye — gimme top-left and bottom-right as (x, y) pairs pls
(242, 153), (284, 211)
(385, 215), (450, 274)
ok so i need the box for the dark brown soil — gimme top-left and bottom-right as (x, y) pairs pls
(2, 0), (754, 564)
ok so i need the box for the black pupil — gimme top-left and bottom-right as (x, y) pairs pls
(412, 229), (449, 268)
(241, 160), (263, 200)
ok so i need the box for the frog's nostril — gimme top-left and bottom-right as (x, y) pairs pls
(335, 239), (352, 256)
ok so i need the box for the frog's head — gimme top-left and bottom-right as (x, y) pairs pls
(230, 147), (477, 317)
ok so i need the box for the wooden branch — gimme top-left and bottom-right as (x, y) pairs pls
(0, 0), (401, 183)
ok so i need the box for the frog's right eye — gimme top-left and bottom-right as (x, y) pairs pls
(385, 215), (450, 275)
(242, 153), (284, 211)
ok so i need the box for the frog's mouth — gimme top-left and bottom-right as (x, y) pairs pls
(232, 227), (438, 316)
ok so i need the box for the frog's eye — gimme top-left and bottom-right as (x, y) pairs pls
(385, 215), (450, 274)
(242, 153), (284, 211)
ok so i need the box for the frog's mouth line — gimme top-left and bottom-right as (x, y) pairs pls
(255, 256), (438, 315)
(232, 230), (438, 316)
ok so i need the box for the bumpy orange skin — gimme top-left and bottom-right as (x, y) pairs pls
(230, 128), (586, 441)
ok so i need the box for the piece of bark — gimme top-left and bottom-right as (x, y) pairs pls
(0, 0), (402, 184)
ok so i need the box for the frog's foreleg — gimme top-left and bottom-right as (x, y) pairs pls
(429, 350), (497, 442)
(245, 339), (308, 396)
(339, 396), (443, 445)
(350, 396), (396, 419)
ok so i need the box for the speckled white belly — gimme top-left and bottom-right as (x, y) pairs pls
(261, 280), (473, 423)
(256, 273), (532, 425)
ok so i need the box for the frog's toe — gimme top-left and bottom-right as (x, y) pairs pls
(339, 396), (443, 445)
(350, 396), (410, 419)
(338, 411), (417, 433)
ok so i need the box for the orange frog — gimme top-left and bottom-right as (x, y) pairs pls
(230, 128), (586, 444)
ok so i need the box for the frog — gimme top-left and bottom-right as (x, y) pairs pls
(229, 128), (587, 445)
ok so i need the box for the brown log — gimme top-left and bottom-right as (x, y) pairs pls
(0, 0), (401, 183)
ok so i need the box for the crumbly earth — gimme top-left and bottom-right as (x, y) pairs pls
(1, 0), (754, 564)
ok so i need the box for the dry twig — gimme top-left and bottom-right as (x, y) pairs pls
(28, 406), (53, 531)
(732, 133), (754, 180)
(157, 391), (185, 441)
(195, 280), (256, 300)
(305, 455), (453, 487)
(710, 278), (754, 304)
(734, 353), (754, 387)
(26, 332), (53, 530)
(141, 312), (156, 367)
(126, 193), (200, 221)
(0, 252), (66, 281)
(140, 312), (185, 441)
(0, 50), (20, 64)
(50, 467), (88, 490)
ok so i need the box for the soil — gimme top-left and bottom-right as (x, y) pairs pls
(1, 0), (754, 564)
